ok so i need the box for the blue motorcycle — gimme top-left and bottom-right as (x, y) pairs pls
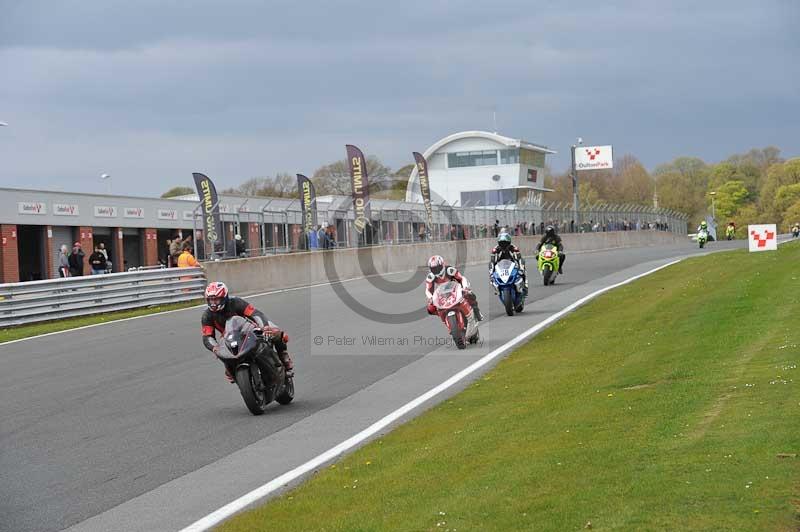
(491, 259), (526, 316)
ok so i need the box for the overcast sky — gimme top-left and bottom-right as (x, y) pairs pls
(1, 0), (797, 196)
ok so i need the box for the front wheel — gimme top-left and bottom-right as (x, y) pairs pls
(235, 366), (268, 415)
(275, 376), (294, 405)
(542, 269), (552, 286)
(502, 288), (514, 316)
(699, 241), (705, 249)
(447, 313), (466, 350)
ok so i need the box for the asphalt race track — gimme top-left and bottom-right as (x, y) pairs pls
(0, 239), (748, 532)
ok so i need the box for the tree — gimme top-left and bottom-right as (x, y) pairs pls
(394, 164), (416, 179)
(161, 186), (194, 198)
(615, 155), (653, 204)
(758, 159), (800, 221)
(312, 156), (392, 195)
(226, 173), (297, 198)
(713, 180), (750, 221)
(781, 200), (800, 231)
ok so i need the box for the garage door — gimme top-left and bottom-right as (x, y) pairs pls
(50, 226), (74, 278)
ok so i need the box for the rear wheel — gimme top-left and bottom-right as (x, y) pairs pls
(542, 269), (552, 286)
(447, 314), (466, 350)
(275, 376), (294, 405)
(235, 366), (268, 415)
(502, 288), (514, 316)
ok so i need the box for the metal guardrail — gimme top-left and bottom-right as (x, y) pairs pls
(0, 267), (206, 327)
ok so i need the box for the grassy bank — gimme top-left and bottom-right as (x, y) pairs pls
(222, 244), (800, 532)
(0, 299), (202, 343)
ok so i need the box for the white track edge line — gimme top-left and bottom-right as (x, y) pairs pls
(179, 257), (683, 532)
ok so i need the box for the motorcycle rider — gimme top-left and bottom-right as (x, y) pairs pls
(697, 220), (708, 233)
(489, 232), (528, 295)
(793, 222), (800, 237)
(201, 281), (293, 382)
(425, 255), (483, 321)
(536, 225), (565, 275)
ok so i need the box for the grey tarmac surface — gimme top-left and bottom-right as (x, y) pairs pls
(0, 238), (746, 532)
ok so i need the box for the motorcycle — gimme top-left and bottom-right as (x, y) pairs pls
(491, 258), (525, 316)
(431, 280), (480, 350)
(537, 244), (560, 286)
(725, 226), (735, 240)
(697, 229), (709, 249)
(219, 316), (294, 415)
(793, 227), (800, 238)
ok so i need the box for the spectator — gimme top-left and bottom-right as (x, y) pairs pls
(177, 243), (199, 268)
(98, 242), (112, 272)
(89, 245), (107, 275)
(317, 225), (329, 250)
(68, 242), (85, 277)
(169, 237), (181, 266)
(493, 220), (500, 237)
(309, 225), (319, 249)
(325, 224), (337, 248)
(234, 234), (246, 257)
(58, 245), (70, 278)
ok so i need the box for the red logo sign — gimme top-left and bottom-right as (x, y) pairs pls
(750, 229), (775, 248)
(585, 148), (601, 161)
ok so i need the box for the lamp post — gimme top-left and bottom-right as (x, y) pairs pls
(571, 137), (583, 225)
(709, 191), (716, 221)
(101, 173), (112, 194)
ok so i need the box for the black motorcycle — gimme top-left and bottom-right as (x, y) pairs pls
(219, 316), (294, 415)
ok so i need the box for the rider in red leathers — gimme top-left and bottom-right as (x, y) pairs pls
(425, 255), (483, 321)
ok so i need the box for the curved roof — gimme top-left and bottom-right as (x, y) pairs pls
(405, 130), (556, 201)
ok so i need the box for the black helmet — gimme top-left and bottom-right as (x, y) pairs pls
(545, 225), (555, 237)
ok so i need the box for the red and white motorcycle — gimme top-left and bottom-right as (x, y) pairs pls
(431, 280), (480, 349)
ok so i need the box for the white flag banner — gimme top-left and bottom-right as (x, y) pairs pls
(748, 224), (778, 252)
(575, 145), (613, 171)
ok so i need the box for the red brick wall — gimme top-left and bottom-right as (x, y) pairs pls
(77, 226), (94, 275)
(143, 228), (158, 266)
(113, 228), (124, 273)
(0, 225), (19, 283)
(44, 226), (54, 279)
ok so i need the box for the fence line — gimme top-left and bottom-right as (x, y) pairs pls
(189, 200), (689, 260)
(0, 267), (206, 327)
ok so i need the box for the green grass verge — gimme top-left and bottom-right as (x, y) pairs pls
(0, 299), (202, 344)
(221, 244), (800, 532)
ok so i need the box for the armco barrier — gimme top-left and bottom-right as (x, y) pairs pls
(204, 231), (684, 295)
(0, 267), (206, 327)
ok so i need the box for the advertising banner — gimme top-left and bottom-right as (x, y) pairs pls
(297, 174), (317, 234)
(94, 206), (118, 218)
(157, 209), (178, 221)
(192, 172), (222, 245)
(748, 224), (778, 252)
(412, 152), (434, 234)
(346, 144), (371, 233)
(123, 207), (144, 218)
(575, 145), (614, 171)
(18, 202), (46, 215)
(53, 203), (79, 216)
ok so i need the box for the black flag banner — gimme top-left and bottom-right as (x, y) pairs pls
(413, 152), (434, 235)
(346, 144), (372, 234)
(192, 172), (222, 247)
(297, 174), (317, 234)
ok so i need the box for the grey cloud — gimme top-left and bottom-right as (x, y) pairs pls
(0, 0), (797, 195)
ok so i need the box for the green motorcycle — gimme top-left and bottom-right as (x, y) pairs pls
(537, 244), (560, 286)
